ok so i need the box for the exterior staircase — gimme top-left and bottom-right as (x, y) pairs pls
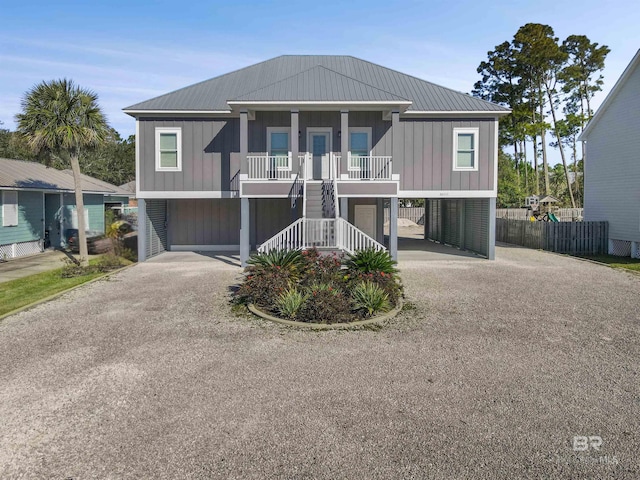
(258, 157), (386, 254)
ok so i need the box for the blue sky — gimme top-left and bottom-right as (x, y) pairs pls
(1, 0), (638, 142)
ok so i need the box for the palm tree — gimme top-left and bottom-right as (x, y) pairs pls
(16, 79), (108, 266)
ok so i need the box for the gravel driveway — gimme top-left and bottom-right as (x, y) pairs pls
(0, 246), (638, 479)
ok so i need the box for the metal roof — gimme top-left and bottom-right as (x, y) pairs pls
(0, 158), (132, 195)
(124, 55), (509, 113)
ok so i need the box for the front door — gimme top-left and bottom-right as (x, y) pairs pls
(44, 193), (62, 248)
(354, 205), (377, 239)
(307, 129), (331, 180)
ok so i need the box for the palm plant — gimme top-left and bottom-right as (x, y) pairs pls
(16, 79), (108, 266)
(344, 248), (398, 275)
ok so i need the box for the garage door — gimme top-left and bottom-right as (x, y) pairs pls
(464, 198), (488, 256)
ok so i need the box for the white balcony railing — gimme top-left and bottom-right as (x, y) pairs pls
(258, 218), (385, 254)
(346, 154), (392, 180)
(247, 154), (292, 180)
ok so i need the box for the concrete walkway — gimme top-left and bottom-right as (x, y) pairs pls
(0, 250), (70, 283)
(0, 247), (638, 478)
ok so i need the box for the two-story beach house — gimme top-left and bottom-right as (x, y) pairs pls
(124, 55), (509, 264)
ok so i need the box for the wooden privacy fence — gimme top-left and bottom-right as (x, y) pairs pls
(496, 219), (608, 255)
(496, 208), (584, 221)
(384, 207), (425, 225)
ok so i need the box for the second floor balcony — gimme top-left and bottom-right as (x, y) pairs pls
(245, 153), (393, 181)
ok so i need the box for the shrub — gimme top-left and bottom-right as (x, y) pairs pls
(60, 257), (86, 278)
(235, 266), (291, 309)
(298, 287), (352, 324)
(352, 280), (391, 317)
(94, 252), (126, 272)
(345, 248), (398, 275)
(247, 250), (305, 280)
(275, 288), (308, 319)
(347, 270), (403, 305)
(300, 250), (344, 286)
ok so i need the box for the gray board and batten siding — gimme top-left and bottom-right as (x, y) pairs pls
(139, 118), (240, 193)
(138, 114), (496, 195)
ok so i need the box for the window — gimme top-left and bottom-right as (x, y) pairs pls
(349, 127), (372, 171)
(2, 191), (18, 227)
(155, 127), (182, 171)
(267, 127), (291, 172)
(453, 128), (479, 171)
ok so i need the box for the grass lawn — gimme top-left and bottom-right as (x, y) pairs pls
(0, 258), (132, 318)
(578, 254), (640, 272)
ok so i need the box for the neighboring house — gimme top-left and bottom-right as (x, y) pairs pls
(0, 158), (132, 259)
(124, 55), (509, 264)
(118, 181), (138, 207)
(580, 49), (640, 258)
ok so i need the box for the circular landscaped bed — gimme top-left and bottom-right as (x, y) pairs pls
(233, 247), (403, 326)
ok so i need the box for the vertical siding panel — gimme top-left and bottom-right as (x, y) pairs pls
(413, 121), (422, 192)
(422, 121), (432, 190)
(432, 122), (442, 190)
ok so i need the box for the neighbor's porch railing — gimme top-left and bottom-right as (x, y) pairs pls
(258, 218), (385, 254)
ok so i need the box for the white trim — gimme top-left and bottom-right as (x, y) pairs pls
(452, 127), (479, 172)
(580, 49), (640, 140)
(229, 101), (412, 106)
(170, 244), (239, 252)
(135, 119), (140, 198)
(266, 127), (292, 170)
(2, 190), (19, 227)
(399, 190), (497, 198)
(124, 109), (232, 116)
(155, 127), (182, 172)
(137, 190), (239, 199)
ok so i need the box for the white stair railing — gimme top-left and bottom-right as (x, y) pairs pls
(257, 218), (386, 254)
(335, 218), (386, 254)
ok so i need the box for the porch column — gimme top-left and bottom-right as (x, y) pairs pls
(291, 109), (299, 176)
(340, 197), (348, 220)
(631, 241), (639, 259)
(138, 198), (147, 262)
(391, 110), (400, 176)
(240, 110), (249, 174)
(390, 197), (398, 261)
(487, 197), (496, 260)
(340, 110), (349, 177)
(240, 197), (250, 267)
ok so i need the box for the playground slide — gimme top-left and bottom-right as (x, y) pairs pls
(548, 213), (559, 222)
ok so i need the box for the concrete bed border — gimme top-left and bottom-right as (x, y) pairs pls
(247, 299), (403, 330)
(0, 264), (134, 321)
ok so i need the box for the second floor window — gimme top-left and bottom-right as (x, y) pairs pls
(349, 128), (371, 170)
(267, 128), (290, 171)
(453, 128), (479, 171)
(155, 127), (182, 172)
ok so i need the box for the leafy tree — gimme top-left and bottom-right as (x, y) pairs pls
(497, 151), (525, 207)
(80, 129), (135, 185)
(16, 79), (109, 266)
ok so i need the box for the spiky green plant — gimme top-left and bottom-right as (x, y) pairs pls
(345, 248), (398, 275)
(247, 249), (305, 279)
(275, 287), (308, 319)
(352, 281), (391, 317)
